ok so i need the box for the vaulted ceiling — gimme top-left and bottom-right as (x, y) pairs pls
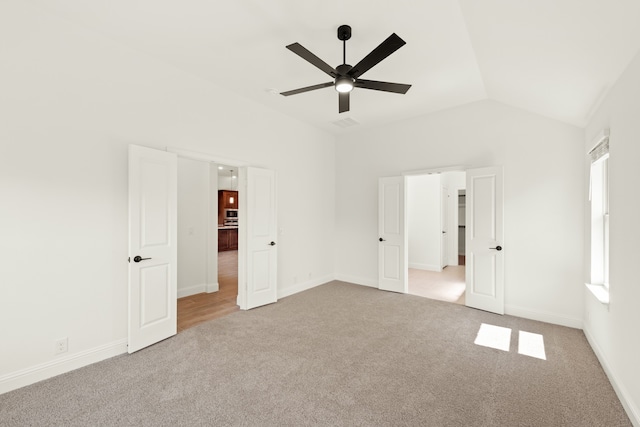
(29, 0), (640, 134)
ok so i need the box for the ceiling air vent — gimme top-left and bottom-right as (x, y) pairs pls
(332, 117), (359, 128)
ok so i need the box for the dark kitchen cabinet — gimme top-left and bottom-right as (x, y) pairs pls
(219, 190), (238, 209)
(218, 228), (238, 252)
(218, 190), (238, 225)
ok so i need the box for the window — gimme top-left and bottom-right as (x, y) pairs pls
(589, 129), (609, 297)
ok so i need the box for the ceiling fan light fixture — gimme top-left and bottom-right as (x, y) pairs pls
(335, 76), (354, 93)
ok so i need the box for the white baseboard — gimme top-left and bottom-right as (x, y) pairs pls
(334, 274), (378, 288)
(584, 327), (640, 426)
(408, 263), (442, 272)
(278, 274), (334, 299)
(177, 283), (207, 298)
(504, 304), (583, 329)
(206, 282), (219, 293)
(0, 338), (127, 395)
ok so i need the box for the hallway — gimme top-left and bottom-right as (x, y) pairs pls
(177, 251), (239, 332)
(408, 265), (465, 305)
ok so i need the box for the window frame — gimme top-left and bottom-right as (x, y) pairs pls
(589, 136), (609, 292)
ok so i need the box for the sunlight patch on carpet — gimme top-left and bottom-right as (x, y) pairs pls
(518, 330), (547, 360)
(474, 323), (511, 352)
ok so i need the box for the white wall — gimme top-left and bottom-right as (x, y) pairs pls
(407, 175), (441, 271)
(442, 171), (466, 189)
(335, 100), (585, 327)
(583, 50), (640, 424)
(177, 158), (210, 298)
(0, 1), (335, 391)
(217, 172), (237, 191)
(208, 163), (219, 289)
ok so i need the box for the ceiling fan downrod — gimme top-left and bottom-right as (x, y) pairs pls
(337, 25), (351, 66)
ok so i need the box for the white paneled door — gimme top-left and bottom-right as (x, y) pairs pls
(128, 145), (177, 353)
(378, 176), (407, 293)
(465, 166), (504, 314)
(244, 167), (278, 309)
(441, 186), (449, 270)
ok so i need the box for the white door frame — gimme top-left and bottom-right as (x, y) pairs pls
(440, 185), (449, 270)
(403, 166), (464, 273)
(450, 186), (466, 266)
(167, 147), (253, 309)
(401, 165), (504, 313)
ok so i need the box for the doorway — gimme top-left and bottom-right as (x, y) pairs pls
(406, 171), (466, 305)
(378, 165), (504, 315)
(127, 145), (279, 353)
(176, 160), (240, 332)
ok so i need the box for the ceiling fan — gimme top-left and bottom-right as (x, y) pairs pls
(281, 25), (412, 113)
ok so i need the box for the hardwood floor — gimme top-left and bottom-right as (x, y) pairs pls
(177, 250), (239, 332)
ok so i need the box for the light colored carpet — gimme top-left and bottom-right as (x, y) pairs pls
(409, 266), (466, 305)
(0, 281), (631, 426)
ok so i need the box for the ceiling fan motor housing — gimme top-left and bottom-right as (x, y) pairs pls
(336, 64), (352, 76)
(337, 25), (352, 41)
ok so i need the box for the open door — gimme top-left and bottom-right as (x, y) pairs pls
(465, 166), (504, 314)
(441, 186), (449, 270)
(243, 167), (278, 309)
(128, 145), (178, 353)
(378, 176), (407, 293)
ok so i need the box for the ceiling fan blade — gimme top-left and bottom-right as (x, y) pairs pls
(347, 33), (406, 79)
(339, 92), (350, 113)
(286, 43), (338, 78)
(280, 82), (334, 96)
(354, 79), (411, 94)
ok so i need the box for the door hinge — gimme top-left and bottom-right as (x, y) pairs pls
(128, 257), (130, 263)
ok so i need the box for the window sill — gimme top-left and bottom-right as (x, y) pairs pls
(585, 283), (610, 305)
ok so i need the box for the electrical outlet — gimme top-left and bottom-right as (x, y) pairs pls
(54, 337), (68, 355)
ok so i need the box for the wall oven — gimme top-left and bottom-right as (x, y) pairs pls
(224, 209), (238, 226)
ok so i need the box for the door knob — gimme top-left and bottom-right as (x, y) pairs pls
(379, 237), (386, 242)
(269, 241), (276, 246)
(489, 246), (502, 251)
(133, 255), (152, 262)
